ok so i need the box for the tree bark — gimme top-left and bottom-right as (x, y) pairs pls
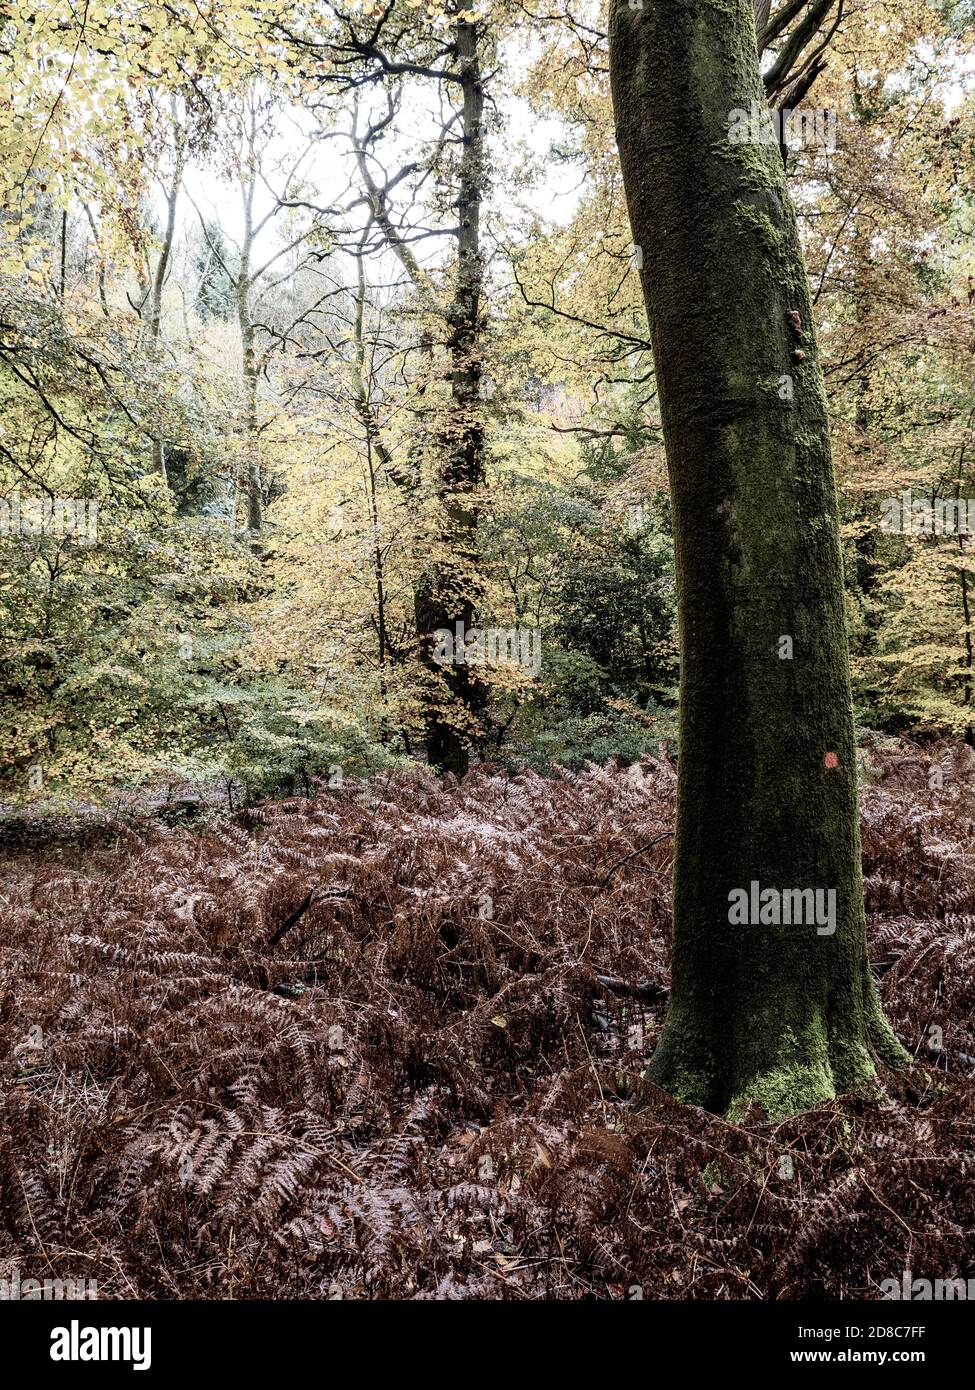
(413, 12), (487, 777)
(608, 0), (907, 1117)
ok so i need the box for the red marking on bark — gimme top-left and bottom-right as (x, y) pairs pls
(824, 752), (839, 769)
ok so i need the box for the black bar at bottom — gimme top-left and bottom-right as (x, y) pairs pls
(0, 1297), (969, 1374)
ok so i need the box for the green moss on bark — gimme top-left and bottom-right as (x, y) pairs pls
(609, 0), (909, 1120)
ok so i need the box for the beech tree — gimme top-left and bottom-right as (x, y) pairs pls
(608, 0), (908, 1117)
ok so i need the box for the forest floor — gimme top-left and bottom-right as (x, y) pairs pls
(1, 749), (973, 1300)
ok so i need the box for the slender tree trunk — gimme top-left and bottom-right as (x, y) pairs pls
(148, 117), (186, 486)
(414, 12), (487, 777)
(352, 247), (390, 692)
(81, 202), (109, 316)
(351, 244), (398, 486)
(59, 209), (67, 302)
(238, 298), (262, 536)
(237, 126), (262, 542)
(609, 0), (906, 1117)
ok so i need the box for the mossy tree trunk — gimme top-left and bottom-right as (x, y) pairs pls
(608, 0), (907, 1118)
(414, 12), (487, 778)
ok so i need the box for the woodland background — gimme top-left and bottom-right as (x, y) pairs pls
(1, 0), (974, 808)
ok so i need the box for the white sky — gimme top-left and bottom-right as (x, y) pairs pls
(177, 31), (582, 287)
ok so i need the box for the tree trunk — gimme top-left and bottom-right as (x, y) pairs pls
(237, 139), (262, 543)
(238, 300), (262, 537)
(608, 0), (907, 1118)
(352, 246), (391, 690)
(149, 114), (186, 486)
(414, 12), (487, 777)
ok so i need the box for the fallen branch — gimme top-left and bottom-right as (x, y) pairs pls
(595, 831), (674, 890)
(267, 886), (373, 948)
(268, 889), (315, 948)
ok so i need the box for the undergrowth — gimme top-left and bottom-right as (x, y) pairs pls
(0, 750), (972, 1299)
